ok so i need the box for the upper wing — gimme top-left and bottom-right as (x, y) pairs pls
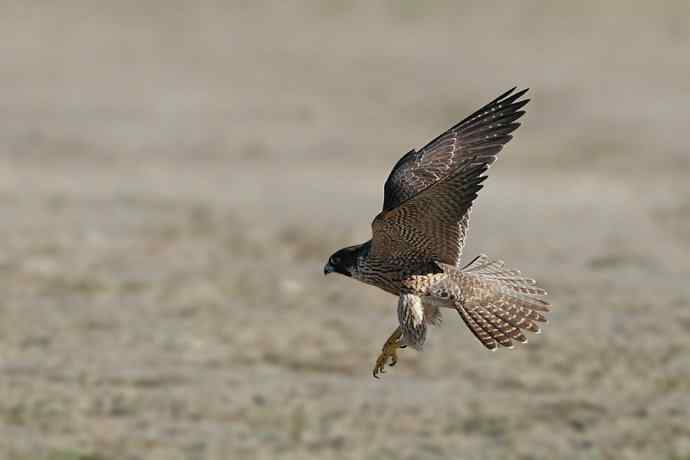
(382, 87), (529, 212)
(370, 157), (489, 263)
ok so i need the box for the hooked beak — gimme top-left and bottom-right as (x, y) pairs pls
(324, 262), (335, 276)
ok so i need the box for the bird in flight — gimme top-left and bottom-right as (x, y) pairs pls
(324, 87), (551, 378)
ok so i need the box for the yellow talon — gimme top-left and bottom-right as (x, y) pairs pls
(373, 327), (403, 379)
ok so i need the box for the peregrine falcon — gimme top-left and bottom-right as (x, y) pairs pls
(324, 87), (551, 378)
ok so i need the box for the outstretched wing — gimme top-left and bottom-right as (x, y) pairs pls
(371, 88), (529, 264)
(382, 87), (529, 212)
(374, 88), (529, 265)
(370, 157), (489, 263)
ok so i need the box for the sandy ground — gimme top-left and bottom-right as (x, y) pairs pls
(1, 2), (689, 459)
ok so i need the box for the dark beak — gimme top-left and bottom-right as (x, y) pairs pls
(324, 263), (335, 276)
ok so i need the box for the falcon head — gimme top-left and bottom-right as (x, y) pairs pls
(324, 244), (363, 277)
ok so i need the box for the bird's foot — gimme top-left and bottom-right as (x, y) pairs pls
(373, 329), (405, 379)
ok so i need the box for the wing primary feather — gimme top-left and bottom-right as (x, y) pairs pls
(458, 100), (529, 134)
(381, 87), (529, 213)
(422, 87), (527, 151)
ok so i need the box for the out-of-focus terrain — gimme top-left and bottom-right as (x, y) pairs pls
(1, 2), (689, 459)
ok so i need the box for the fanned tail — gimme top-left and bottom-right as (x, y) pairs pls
(457, 254), (551, 350)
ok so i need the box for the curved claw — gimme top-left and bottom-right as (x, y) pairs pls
(373, 355), (388, 378)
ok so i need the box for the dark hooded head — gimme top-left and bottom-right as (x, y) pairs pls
(324, 243), (368, 277)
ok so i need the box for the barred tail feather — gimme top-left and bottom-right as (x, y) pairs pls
(457, 306), (498, 350)
(458, 254), (551, 350)
(482, 304), (529, 343)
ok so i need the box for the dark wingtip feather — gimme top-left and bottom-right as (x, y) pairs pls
(510, 99), (530, 112)
(506, 87), (528, 99)
(499, 86), (518, 99)
(418, 86), (530, 155)
(513, 87), (529, 98)
(496, 87), (529, 106)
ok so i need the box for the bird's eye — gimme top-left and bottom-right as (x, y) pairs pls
(330, 257), (338, 265)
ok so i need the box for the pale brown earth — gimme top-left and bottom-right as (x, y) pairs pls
(1, 2), (689, 460)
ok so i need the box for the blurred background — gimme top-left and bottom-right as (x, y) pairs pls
(1, 2), (689, 459)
